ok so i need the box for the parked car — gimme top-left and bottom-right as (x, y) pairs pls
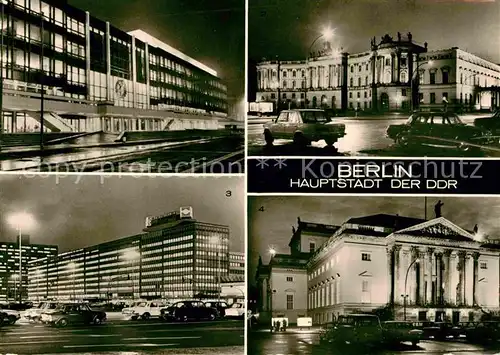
(122, 300), (168, 320)
(0, 305), (21, 325)
(263, 109), (346, 148)
(474, 110), (500, 134)
(465, 321), (500, 344)
(319, 314), (384, 349)
(204, 301), (229, 318)
(420, 321), (462, 340)
(0, 310), (8, 326)
(24, 302), (59, 322)
(225, 303), (245, 319)
(387, 111), (490, 151)
(40, 303), (106, 327)
(160, 300), (218, 322)
(382, 321), (423, 346)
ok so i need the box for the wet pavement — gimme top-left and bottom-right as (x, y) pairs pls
(0, 319), (244, 354)
(248, 331), (500, 355)
(247, 114), (494, 157)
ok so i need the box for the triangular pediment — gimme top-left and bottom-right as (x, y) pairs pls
(394, 217), (475, 241)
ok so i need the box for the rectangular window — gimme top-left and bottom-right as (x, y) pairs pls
(480, 262), (487, 269)
(362, 280), (369, 292)
(286, 294), (294, 310)
(286, 276), (294, 282)
(430, 93), (436, 104)
(309, 243), (315, 253)
(402, 89), (407, 97)
(361, 253), (371, 261)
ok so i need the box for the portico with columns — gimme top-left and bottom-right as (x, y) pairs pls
(387, 218), (500, 322)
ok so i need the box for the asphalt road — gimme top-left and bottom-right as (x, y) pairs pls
(0, 135), (244, 173)
(247, 115), (495, 157)
(249, 331), (500, 355)
(0, 319), (244, 354)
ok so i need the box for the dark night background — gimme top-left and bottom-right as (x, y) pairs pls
(248, 0), (500, 98)
(67, 0), (245, 106)
(248, 196), (500, 285)
(0, 175), (244, 253)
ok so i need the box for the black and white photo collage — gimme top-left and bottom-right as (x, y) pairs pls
(0, 0), (500, 354)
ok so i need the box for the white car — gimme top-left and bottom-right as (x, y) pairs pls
(24, 302), (58, 322)
(122, 300), (168, 320)
(225, 303), (245, 319)
(0, 308), (21, 325)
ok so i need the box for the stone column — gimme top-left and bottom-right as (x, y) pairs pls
(473, 252), (480, 306)
(435, 252), (442, 305)
(396, 50), (401, 83)
(401, 248), (410, 304)
(465, 253), (474, 306)
(386, 247), (393, 303)
(418, 249), (426, 305)
(409, 247), (419, 304)
(449, 252), (458, 305)
(458, 251), (466, 305)
(443, 250), (451, 304)
(391, 53), (395, 83)
(426, 248), (434, 304)
(408, 51), (414, 85)
(393, 245), (401, 304)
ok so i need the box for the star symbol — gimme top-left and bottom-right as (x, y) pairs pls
(274, 159), (287, 169)
(256, 159), (269, 169)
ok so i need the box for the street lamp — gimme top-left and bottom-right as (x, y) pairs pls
(410, 60), (433, 111)
(269, 248), (276, 257)
(7, 212), (36, 303)
(122, 249), (140, 299)
(67, 262), (76, 301)
(403, 258), (420, 321)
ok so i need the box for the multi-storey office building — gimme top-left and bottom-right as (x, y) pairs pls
(0, 236), (57, 301)
(27, 207), (238, 300)
(0, 0), (227, 134)
(255, 33), (500, 113)
(257, 214), (500, 325)
(229, 251), (245, 278)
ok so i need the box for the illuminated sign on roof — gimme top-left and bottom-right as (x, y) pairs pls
(145, 207), (194, 228)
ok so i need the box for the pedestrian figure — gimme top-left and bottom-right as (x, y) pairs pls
(271, 320), (276, 332)
(276, 320), (281, 332)
(434, 200), (444, 218)
(473, 224), (479, 234)
(282, 318), (287, 332)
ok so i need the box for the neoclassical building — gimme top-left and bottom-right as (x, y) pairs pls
(255, 33), (500, 113)
(256, 214), (500, 325)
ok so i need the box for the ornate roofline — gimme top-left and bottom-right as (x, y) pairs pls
(394, 217), (475, 239)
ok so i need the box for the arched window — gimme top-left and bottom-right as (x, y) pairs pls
(292, 80), (296, 89)
(357, 77), (361, 87)
(292, 70), (296, 78)
(350, 78), (353, 87)
(282, 71), (287, 78)
(283, 81), (287, 88)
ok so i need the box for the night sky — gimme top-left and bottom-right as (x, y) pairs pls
(67, 0), (245, 101)
(249, 0), (500, 63)
(248, 196), (500, 285)
(0, 175), (244, 253)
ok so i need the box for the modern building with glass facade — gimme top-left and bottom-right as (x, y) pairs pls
(0, 0), (227, 134)
(229, 251), (245, 278)
(0, 236), (57, 301)
(255, 32), (500, 113)
(27, 207), (239, 301)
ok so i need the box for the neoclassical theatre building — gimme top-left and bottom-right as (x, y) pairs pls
(255, 32), (500, 112)
(0, 0), (227, 134)
(256, 214), (500, 325)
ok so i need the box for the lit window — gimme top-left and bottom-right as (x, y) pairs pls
(361, 253), (371, 261)
(286, 294), (294, 310)
(286, 276), (293, 282)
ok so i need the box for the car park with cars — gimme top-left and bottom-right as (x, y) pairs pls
(160, 300), (219, 322)
(387, 111), (490, 151)
(263, 109), (346, 148)
(40, 303), (106, 327)
(474, 110), (500, 134)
